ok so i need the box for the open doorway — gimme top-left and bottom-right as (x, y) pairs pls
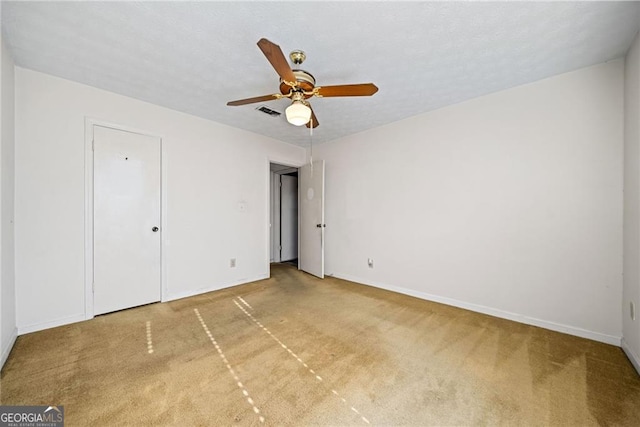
(270, 163), (298, 267)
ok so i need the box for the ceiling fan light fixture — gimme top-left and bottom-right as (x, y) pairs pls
(285, 100), (311, 126)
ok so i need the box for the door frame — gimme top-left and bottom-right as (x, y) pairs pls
(266, 158), (303, 275)
(84, 118), (167, 320)
(271, 167), (298, 263)
(279, 173), (299, 262)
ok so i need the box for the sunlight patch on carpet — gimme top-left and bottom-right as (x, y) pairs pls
(232, 298), (370, 424)
(194, 308), (265, 423)
(145, 320), (154, 354)
(238, 296), (253, 311)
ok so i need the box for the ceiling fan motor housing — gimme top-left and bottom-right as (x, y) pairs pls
(279, 70), (316, 98)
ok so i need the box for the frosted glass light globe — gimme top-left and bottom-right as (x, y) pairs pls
(285, 101), (311, 126)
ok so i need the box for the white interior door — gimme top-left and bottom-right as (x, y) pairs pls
(93, 126), (161, 315)
(280, 174), (298, 261)
(299, 160), (325, 278)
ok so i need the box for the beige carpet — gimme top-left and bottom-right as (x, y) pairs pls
(1, 263), (639, 425)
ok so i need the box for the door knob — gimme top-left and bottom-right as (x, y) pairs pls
(152, 226), (159, 232)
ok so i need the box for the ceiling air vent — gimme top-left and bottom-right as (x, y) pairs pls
(256, 105), (281, 117)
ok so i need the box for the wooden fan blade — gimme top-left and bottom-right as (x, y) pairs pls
(257, 38), (297, 85)
(306, 105), (319, 129)
(315, 83), (378, 97)
(227, 94), (280, 106)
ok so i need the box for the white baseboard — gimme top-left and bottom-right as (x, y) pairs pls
(164, 274), (269, 303)
(17, 313), (86, 335)
(622, 338), (640, 375)
(1, 326), (18, 369)
(332, 272), (622, 346)
(15, 276), (270, 336)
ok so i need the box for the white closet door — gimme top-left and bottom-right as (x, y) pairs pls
(93, 126), (161, 315)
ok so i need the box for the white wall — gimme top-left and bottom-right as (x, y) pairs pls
(315, 60), (624, 344)
(1, 35), (17, 367)
(15, 68), (305, 333)
(624, 30), (640, 373)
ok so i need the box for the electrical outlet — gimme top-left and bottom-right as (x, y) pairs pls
(632, 301), (636, 321)
(367, 258), (374, 268)
(230, 258), (236, 268)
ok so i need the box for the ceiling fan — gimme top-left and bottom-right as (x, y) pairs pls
(227, 38), (379, 128)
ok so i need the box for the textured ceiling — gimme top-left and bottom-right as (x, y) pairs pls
(2, 1), (639, 146)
